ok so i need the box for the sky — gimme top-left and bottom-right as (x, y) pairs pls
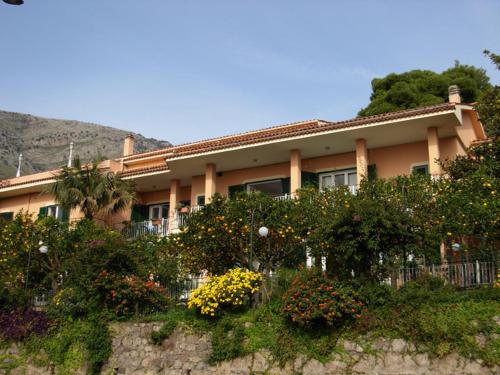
(0, 0), (499, 145)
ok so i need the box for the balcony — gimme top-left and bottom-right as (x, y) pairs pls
(123, 218), (168, 240)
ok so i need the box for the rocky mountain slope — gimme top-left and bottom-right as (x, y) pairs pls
(0, 110), (171, 179)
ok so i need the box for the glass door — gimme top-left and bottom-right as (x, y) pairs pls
(319, 169), (357, 190)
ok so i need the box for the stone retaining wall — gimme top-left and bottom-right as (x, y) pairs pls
(2, 322), (498, 374)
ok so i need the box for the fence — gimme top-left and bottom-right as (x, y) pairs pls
(397, 260), (498, 288)
(123, 219), (168, 240)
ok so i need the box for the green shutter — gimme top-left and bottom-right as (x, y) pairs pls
(0, 212), (14, 221)
(131, 205), (149, 222)
(301, 171), (318, 188)
(228, 184), (245, 198)
(368, 164), (377, 181)
(60, 207), (70, 222)
(38, 206), (48, 219)
(281, 178), (291, 195)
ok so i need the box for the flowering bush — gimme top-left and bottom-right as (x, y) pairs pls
(188, 268), (262, 316)
(0, 308), (50, 341)
(94, 271), (168, 317)
(282, 268), (364, 327)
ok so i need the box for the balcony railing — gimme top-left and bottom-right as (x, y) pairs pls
(123, 219), (168, 240)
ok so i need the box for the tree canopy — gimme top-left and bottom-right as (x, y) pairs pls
(47, 157), (136, 220)
(358, 62), (491, 117)
(476, 50), (500, 138)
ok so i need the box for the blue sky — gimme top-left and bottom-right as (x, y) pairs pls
(1, 0), (499, 144)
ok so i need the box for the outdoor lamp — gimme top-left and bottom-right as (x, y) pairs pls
(3, 0), (24, 5)
(451, 243), (461, 252)
(38, 240), (48, 254)
(258, 226), (269, 237)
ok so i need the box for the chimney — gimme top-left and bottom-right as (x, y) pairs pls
(123, 134), (135, 157)
(16, 153), (23, 177)
(448, 85), (461, 104)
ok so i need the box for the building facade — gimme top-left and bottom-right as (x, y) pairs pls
(0, 88), (487, 237)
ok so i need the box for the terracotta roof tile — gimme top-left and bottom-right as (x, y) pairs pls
(121, 165), (169, 177)
(123, 103), (456, 162)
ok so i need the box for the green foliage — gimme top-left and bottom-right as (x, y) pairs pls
(47, 156), (136, 220)
(27, 317), (112, 375)
(208, 318), (246, 365)
(477, 50), (500, 137)
(151, 319), (177, 345)
(282, 268), (363, 327)
(359, 62), (491, 116)
(168, 192), (305, 275)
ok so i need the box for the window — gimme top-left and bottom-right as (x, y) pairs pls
(246, 179), (284, 197)
(319, 169), (357, 190)
(149, 203), (169, 220)
(412, 164), (429, 175)
(196, 195), (205, 206)
(0, 212), (14, 221)
(39, 205), (68, 222)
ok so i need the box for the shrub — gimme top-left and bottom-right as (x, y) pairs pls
(208, 318), (246, 364)
(151, 319), (177, 345)
(282, 268), (364, 327)
(188, 268), (262, 316)
(93, 271), (169, 317)
(0, 308), (50, 341)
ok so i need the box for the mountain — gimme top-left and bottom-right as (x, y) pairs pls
(0, 110), (171, 179)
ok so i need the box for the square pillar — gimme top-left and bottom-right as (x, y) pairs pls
(205, 163), (216, 204)
(427, 127), (442, 176)
(290, 149), (301, 195)
(168, 179), (180, 232)
(356, 138), (368, 183)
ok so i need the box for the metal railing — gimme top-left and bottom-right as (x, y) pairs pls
(398, 261), (498, 288)
(166, 276), (206, 300)
(123, 219), (168, 240)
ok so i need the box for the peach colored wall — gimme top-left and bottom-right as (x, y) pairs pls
(190, 175), (205, 203)
(456, 112), (479, 148)
(302, 152), (356, 173)
(0, 193), (56, 219)
(369, 141), (428, 178)
(140, 190), (170, 205)
(216, 162), (290, 196)
(440, 137), (465, 161)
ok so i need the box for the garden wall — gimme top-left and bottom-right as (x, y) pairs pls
(2, 321), (498, 375)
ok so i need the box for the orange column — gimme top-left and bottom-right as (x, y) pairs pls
(356, 138), (368, 183)
(290, 149), (301, 195)
(427, 127), (442, 176)
(204, 163), (216, 204)
(168, 179), (180, 232)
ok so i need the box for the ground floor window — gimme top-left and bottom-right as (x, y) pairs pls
(39, 205), (69, 222)
(319, 169), (357, 190)
(412, 164), (429, 175)
(0, 212), (14, 221)
(196, 195), (205, 206)
(246, 179), (284, 197)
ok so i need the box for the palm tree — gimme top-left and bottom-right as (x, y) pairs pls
(48, 157), (136, 220)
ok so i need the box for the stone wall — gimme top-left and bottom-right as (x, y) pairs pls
(102, 322), (499, 375)
(2, 322), (498, 375)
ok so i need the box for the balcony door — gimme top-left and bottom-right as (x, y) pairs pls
(149, 203), (169, 220)
(319, 169), (357, 190)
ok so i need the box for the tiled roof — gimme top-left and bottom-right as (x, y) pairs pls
(121, 165), (169, 177)
(0, 176), (55, 189)
(123, 103), (456, 162)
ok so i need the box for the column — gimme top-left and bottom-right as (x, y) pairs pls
(168, 179), (180, 232)
(356, 138), (368, 183)
(290, 149), (301, 196)
(427, 127), (442, 176)
(204, 163), (216, 204)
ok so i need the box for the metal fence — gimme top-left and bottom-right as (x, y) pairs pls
(123, 219), (168, 240)
(166, 276), (206, 300)
(397, 261), (498, 288)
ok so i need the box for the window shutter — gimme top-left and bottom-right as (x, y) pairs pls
(228, 184), (245, 198)
(60, 207), (70, 222)
(38, 206), (48, 219)
(368, 164), (377, 181)
(301, 171), (318, 188)
(281, 178), (291, 194)
(131, 205), (148, 222)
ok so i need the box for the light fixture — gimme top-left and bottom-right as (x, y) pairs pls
(3, 0), (24, 5)
(258, 226), (269, 237)
(451, 243), (461, 252)
(39, 240), (48, 254)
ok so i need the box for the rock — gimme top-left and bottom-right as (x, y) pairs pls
(342, 339), (364, 353)
(302, 359), (326, 375)
(390, 338), (407, 352)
